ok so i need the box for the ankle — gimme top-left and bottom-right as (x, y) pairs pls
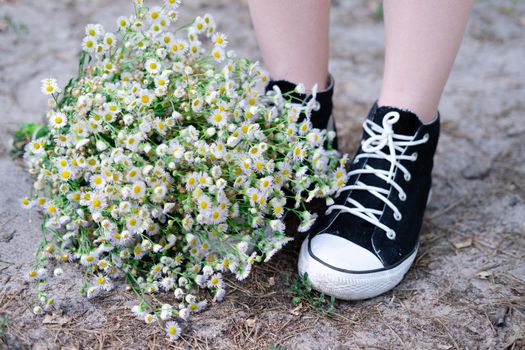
(377, 96), (439, 124)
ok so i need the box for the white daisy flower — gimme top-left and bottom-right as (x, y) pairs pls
(138, 89), (154, 106)
(80, 253), (98, 266)
(165, 321), (182, 341)
(88, 174), (105, 189)
(160, 304), (173, 320)
(48, 111), (67, 128)
(145, 58), (161, 75)
(85, 23), (104, 38)
(207, 273), (223, 289)
(103, 33), (116, 48)
(208, 207), (227, 224)
(298, 211), (318, 232)
(81, 36), (97, 53)
(193, 16), (206, 33)
(211, 32), (228, 48)
(116, 16), (129, 29)
(208, 110), (227, 127)
(211, 47), (225, 62)
(94, 275), (113, 291)
(41, 78), (60, 95)
(165, 0), (181, 9)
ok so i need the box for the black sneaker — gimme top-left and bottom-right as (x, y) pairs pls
(265, 75), (338, 149)
(298, 103), (440, 300)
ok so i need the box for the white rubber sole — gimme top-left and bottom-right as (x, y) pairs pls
(298, 238), (418, 300)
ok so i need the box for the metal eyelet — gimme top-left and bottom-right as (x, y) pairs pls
(394, 212), (402, 221)
(387, 230), (396, 240)
(423, 133), (430, 142)
(399, 192), (406, 201)
(412, 152), (418, 161)
(404, 173), (411, 182)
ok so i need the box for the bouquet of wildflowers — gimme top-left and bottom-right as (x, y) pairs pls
(20, 0), (345, 341)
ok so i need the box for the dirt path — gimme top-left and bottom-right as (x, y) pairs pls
(1, 0), (524, 349)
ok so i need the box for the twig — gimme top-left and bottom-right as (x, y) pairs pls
(433, 317), (460, 350)
(427, 197), (464, 220)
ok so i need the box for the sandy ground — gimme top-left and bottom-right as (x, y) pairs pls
(1, 0), (524, 349)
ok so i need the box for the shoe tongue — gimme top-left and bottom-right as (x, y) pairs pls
(372, 105), (423, 136)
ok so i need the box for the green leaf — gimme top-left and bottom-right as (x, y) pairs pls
(11, 122), (48, 158)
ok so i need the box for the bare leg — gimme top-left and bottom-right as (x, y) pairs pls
(247, 0), (330, 90)
(378, 0), (473, 123)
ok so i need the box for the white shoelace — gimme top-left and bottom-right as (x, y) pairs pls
(326, 111), (429, 240)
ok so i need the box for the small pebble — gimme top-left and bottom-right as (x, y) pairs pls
(461, 161), (491, 180)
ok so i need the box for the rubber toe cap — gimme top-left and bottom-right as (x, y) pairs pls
(309, 233), (384, 272)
